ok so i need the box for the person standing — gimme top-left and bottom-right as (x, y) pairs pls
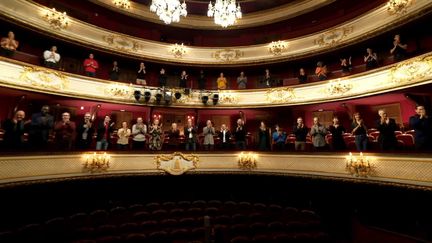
(409, 105), (432, 151)
(0, 31), (19, 56)
(237, 71), (247, 89)
(364, 48), (378, 70)
(149, 119), (163, 151)
(203, 120), (215, 151)
(376, 109), (398, 151)
(29, 105), (54, 149)
(217, 72), (227, 90)
(257, 121), (270, 151)
(198, 70), (206, 90)
(310, 117), (327, 151)
(167, 122), (180, 150)
(136, 62), (146, 85)
(219, 124), (231, 150)
(179, 70), (188, 88)
(54, 112), (76, 150)
(315, 62), (328, 81)
(351, 112), (368, 151)
(272, 125), (287, 151)
(96, 115), (115, 150)
(117, 121), (131, 150)
(390, 34), (408, 62)
(76, 112), (94, 150)
(131, 117), (147, 150)
(159, 68), (168, 87)
(184, 119), (197, 151)
(298, 68), (307, 84)
(234, 119), (247, 150)
(43, 46), (61, 69)
(83, 53), (99, 77)
(262, 69), (272, 88)
(109, 61), (120, 81)
(293, 117), (308, 151)
(3, 110), (27, 149)
(328, 117), (346, 150)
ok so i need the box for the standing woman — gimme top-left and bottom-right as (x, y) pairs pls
(257, 121), (270, 151)
(117, 121), (131, 150)
(217, 72), (227, 89)
(351, 112), (368, 151)
(179, 70), (188, 88)
(136, 62), (146, 85)
(149, 119), (163, 151)
(328, 116), (346, 150)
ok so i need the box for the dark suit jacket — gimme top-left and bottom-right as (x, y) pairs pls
(219, 130), (231, 143)
(76, 121), (95, 143)
(184, 126), (198, 142)
(233, 126), (246, 142)
(376, 118), (398, 148)
(96, 122), (115, 141)
(409, 115), (432, 148)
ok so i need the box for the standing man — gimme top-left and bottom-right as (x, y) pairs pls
(76, 112), (94, 150)
(376, 109), (398, 151)
(29, 105), (54, 149)
(43, 46), (61, 69)
(54, 112), (76, 150)
(293, 117), (308, 151)
(131, 117), (147, 150)
(219, 124), (231, 150)
(184, 119), (198, 151)
(3, 110), (27, 149)
(96, 115), (115, 150)
(234, 118), (246, 150)
(409, 105), (432, 151)
(203, 120), (215, 151)
(83, 53), (99, 77)
(310, 117), (327, 151)
(272, 125), (287, 151)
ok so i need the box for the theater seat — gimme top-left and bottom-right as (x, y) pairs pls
(396, 134), (415, 149)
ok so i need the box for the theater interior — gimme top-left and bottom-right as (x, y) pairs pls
(0, 0), (432, 242)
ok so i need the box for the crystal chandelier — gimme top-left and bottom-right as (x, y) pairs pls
(150, 0), (187, 25)
(386, 0), (415, 15)
(113, 0), (131, 9)
(43, 8), (70, 30)
(207, 0), (242, 28)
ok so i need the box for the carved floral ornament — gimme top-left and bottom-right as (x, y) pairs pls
(265, 87), (296, 103)
(212, 49), (244, 62)
(326, 79), (353, 96)
(102, 35), (141, 52)
(104, 83), (133, 98)
(154, 152), (199, 175)
(19, 66), (69, 90)
(314, 26), (354, 47)
(218, 91), (239, 104)
(389, 55), (432, 84)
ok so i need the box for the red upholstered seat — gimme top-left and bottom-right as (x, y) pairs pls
(396, 134), (415, 148)
(369, 131), (380, 141)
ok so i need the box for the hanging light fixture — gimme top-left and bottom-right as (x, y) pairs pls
(150, 0), (187, 25)
(207, 0), (242, 28)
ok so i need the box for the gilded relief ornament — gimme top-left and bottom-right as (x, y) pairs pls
(386, 0), (415, 15)
(212, 49), (243, 62)
(326, 79), (353, 96)
(265, 87), (296, 103)
(238, 152), (258, 170)
(103, 35), (140, 52)
(104, 84), (133, 98)
(19, 66), (69, 90)
(218, 91), (239, 104)
(154, 152), (199, 175)
(388, 55), (432, 84)
(314, 26), (354, 47)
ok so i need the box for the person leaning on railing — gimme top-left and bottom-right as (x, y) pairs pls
(0, 31), (19, 57)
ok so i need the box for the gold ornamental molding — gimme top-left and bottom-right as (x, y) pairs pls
(389, 55), (432, 84)
(314, 26), (354, 47)
(326, 79), (353, 96)
(218, 91), (240, 104)
(154, 152), (199, 175)
(265, 87), (296, 104)
(104, 83), (133, 99)
(19, 66), (69, 90)
(102, 34), (141, 53)
(212, 49), (244, 63)
(238, 152), (258, 170)
(387, 0), (416, 15)
(1, 0), (432, 66)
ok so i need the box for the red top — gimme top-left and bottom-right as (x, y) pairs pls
(83, 58), (99, 73)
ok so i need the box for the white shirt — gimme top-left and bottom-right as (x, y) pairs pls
(188, 127), (193, 138)
(222, 130), (227, 143)
(43, 50), (61, 63)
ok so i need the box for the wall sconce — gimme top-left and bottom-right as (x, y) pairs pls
(43, 8), (70, 30)
(345, 152), (375, 177)
(113, 0), (131, 9)
(238, 152), (258, 170)
(386, 0), (414, 15)
(82, 152), (110, 173)
(153, 114), (162, 120)
(187, 115), (195, 121)
(268, 41), (288, 56)
(170, 43), (187, 58)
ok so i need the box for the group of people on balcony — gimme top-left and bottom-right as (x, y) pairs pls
(2, 104), (431, 152)
(1, 31), (409, 89)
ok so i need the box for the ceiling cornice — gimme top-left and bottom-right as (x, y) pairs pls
(89, 0), (336, 30)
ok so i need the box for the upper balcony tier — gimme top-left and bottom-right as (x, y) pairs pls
(1, 0), (431, 66)
(1, 51), (431, 109)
